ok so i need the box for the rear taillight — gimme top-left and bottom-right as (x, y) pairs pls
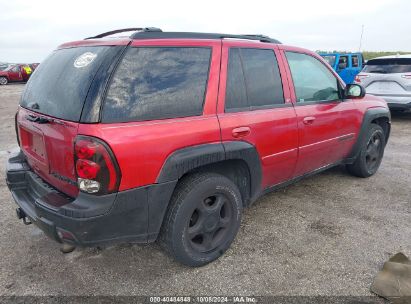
(354, 74), (369, 83)
(401, 74), (411, 79)
(74, 136), (121, 195)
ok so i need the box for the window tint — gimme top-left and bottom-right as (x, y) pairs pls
(102, 47), (211, 123)
(286, 52), (340, 103)
(20, 46), (115, 121)
(225, 48), (284, 112)
(225, 49), (248, 111)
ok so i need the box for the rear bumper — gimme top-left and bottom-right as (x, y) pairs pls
(6, 151), (176, 247)
(368, 93), (411, 109)
(387, 102), (411, 110)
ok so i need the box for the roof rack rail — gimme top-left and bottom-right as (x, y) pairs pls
(130, 31), (281, 44)
(85, 27), (162, 40)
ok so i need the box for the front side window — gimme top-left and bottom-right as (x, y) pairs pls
(286, 52), (340, 103)
(102, 47), (211, 123)
(338, 55), (349, 69)
(225, 48), (284, 112)
(351, 55), (359, 67)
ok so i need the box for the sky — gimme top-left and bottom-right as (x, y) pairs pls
(1, 0), (411, 63)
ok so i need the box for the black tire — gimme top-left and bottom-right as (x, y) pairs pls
(347, 123), (386, 178)
(159, 172), (243, 267)
(0, 77), (8, 85)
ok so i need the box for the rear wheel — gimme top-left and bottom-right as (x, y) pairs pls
(0, 77), (8, 85)
(159, 173), (242, 266)
(347, 123), (385, 178)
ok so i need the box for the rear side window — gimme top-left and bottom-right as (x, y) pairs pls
(225, 49), (248, 110)
(21, 46), (115, 121)
(362, 58), (411, 74)
(225, 48), (284, 112)
(102, 47), (211, 123)
(338, 55), (348, 69)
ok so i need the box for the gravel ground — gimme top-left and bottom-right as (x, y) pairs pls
(0, 84), (409, 299)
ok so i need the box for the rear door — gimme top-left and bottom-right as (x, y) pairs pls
(18, 45), (123, 197)
(217, 41), (298, 189)
(281, 48), (355, 176)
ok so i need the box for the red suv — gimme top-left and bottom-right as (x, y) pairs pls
(0, 64), (32, 85)
(6, 28), (390, 266)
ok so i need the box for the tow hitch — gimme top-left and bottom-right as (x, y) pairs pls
(16, 207), (32, 225)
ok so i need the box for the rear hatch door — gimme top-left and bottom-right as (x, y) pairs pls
(18, 45), (122, 197)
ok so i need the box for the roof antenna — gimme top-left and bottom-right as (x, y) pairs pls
(358, 24), (365, 52)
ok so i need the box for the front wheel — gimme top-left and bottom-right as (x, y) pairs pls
(0, 77), (8, 85)
(347, 123), (386, 178)
(159, 173), (243, 266)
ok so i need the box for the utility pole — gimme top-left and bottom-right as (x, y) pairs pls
(359, 24), (365, 52)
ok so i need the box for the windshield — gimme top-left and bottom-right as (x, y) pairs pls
(362, 58), (411, 74)
(321, 55), (337, 67)
(20, 46), (114, 121)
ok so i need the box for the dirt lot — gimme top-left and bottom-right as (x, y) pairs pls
(0, 84), (409, 298)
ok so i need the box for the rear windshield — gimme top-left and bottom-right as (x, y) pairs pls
(20, 46), (114, 121)
(362, 58), (411, 74)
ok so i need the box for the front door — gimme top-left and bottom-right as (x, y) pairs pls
(281, 50), (348, 177)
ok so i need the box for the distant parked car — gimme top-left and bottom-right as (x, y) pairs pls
(355, 54), (411, 111)
(320, 52), (364, 84)
(0, 64), (31, 85)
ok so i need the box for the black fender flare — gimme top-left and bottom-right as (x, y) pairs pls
(156, 141), (262, 198)
(147, 141), (262, 239)
(346, 107), (391, 163)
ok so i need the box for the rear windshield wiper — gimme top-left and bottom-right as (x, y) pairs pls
(26, 114), (52, 124)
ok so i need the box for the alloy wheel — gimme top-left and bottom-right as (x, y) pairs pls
(365, 131), (383, 172)
(186, 193), (234, 253)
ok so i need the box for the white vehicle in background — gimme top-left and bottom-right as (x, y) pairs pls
(355, 54), (411, 111)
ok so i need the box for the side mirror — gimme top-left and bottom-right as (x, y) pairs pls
(345, 84), (366, 99)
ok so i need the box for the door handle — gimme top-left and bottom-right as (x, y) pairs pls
(232, 126), (251, 138)
(303, 116), (316, 125)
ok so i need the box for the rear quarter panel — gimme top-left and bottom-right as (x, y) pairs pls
(78, 40), (222, 190)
